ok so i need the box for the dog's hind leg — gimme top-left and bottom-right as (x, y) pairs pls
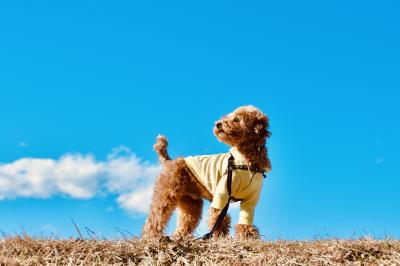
(142, 158), (198, 239)
(142, 173), (179, 239)
(174, 195), (203, 237)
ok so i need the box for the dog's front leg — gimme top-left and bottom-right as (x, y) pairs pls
(207, 207), (231, 237)
(235, 224), (260, 240)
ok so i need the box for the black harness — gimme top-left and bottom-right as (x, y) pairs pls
(198, 154), (266, 240)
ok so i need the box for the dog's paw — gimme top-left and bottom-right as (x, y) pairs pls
(235, 224), (260, 240)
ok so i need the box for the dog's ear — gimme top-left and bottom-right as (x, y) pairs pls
(254, 114), (271, 138)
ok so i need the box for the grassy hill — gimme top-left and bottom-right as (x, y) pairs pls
(0, 236), (399, 265)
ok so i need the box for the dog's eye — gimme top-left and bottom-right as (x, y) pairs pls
(233, 117), (240, 123)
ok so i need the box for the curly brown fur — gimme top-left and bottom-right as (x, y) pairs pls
(142, 158), (204, 239)
(173, 195), (203, 237)
(235, 224), (260, 239)
(143, 105), (271, 239)
(208, 207), (231, 237)
(214, 105), (271, 169)
(153, 135), (170, 163)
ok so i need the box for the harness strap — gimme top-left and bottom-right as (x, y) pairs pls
(198, 154), (234, 240)
(197, 153), (267, 240)
(224, 165), (267, 178)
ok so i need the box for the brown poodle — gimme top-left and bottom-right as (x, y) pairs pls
(142, 105), (271, 239)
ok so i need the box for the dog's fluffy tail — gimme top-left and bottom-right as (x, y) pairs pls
(154, 135), (171, 163)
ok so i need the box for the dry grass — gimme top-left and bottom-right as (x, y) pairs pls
(0, 236), (399, 265)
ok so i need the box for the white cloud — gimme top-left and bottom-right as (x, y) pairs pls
(116, 186), (154, 214)
(105, 146), (160, 194)
(0, 154), (102, 199)
(0, 146), (161, 214)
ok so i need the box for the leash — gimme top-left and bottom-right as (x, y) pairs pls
(197, 154), (266, 240)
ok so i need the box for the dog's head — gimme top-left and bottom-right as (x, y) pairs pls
(213, 105), (270, 147)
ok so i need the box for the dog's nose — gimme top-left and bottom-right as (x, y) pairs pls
(216, 122), (222, 129)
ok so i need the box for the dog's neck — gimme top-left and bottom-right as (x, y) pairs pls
(234, 140), (270, 170)
(229, 147), (248, 163)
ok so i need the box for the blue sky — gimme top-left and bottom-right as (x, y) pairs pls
(0, 0), (399, 240)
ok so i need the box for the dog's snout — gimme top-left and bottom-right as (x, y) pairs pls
(215, 122), (222, 129)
